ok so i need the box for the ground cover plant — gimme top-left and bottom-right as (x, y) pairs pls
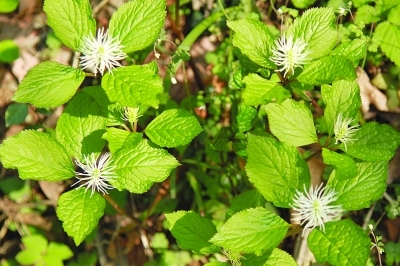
(1, 0), (400, 265)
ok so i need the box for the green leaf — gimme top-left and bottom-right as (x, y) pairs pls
(0, 0), (19, 13)
(57, 188), (106, 245)
(236, 105), (257, 133)
(346, 122), (400, 161)
(242, 249), (298, 266)
(46, 242), (73, 260)
(322, 148), (357, 180)
(14, 61), (85, 108)
(330, 38), (367, 67)
(297, 56), (357, 85)
(227, 19), (275, 68)
(43, 0), (96, 51)
(210, 207), (289, 255)
(388, 4), (400, 25)
(0, 130), (74, 181)
(226, 190), (265, 220)
(265, 99), (317, 146)
(165, 211), (218, 254)
(145, 109), (203, 148)
(308, 220), (370, 266)
(108, 0), (166, 53)
(246, 134), (310, 208)
(22, 235), (48, 252)
(354, 5), (380, 25)
(288, 7), (337, 60)
(101, 65), (163, 108)
(0, 39), (19, 62)
(373, 21), (400, 66)
(56, 90), (107, 160)
(210, 127), (230, 151)
(327, 161), (387, 210)
(242, 73), (291, 106)
(111, 140), (180, 193)
(16, 250), (42, 265)
(291, 0), (317, 8)
(102, 128), (130, 153)
(323, 80), (361, 135)
(5, 103), (28, 127)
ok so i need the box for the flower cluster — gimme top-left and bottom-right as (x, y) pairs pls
(270, 34), (311, 78)
(72, 153), (117, 197)
(334, 113), (360, 151)
(80, 27), (126, 76)
(291, 183), (343, 236)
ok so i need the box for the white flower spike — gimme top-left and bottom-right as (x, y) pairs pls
(270, 34), (311, 78)
(80, 27), (126, 76)
(72, 153), (117, 197)
(291, 183), (343, 236)
(334, 113), (360, 151)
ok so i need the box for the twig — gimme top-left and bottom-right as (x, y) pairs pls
(95, 231), (108, 266)
(93, 0), (111, 17)
(362, 202), (376, 230)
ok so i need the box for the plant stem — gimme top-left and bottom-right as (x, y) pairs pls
(102, 193), (146, 230)
(304, 149), (322, 162)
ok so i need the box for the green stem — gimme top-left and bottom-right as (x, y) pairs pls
(179, 6), (242, 50)
(304, 149), (322, 162)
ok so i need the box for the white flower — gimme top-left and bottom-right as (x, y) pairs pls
(334, 113), (360, 151)
(291, 183), (343, 236)
(72, 153), (117, 197)
(80, 27), (126, 76)
(270, 34), (311, 77)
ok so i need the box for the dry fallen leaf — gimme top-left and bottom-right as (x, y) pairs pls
(357, 67), (389, 117)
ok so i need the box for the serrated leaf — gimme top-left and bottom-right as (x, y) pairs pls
(265, 99), (317, 146)
(102, 128), (130, 153)
(145, 109), (202, 148)
(210, 127), (230, 151)
(101, 65), (163, 108)
(354, 5), (381, 25)
(56, 89), (107, 160)
(288, 7), (337, 60)
(242, 249), (298, 266)
(236, 105), (257, 133)
(245, 134), (310, 208)
(226, 190), (265, 220)
(14, 62), (85, 108)
(322, 148), (357, 180)
(323, 80), (361, 135)
(47, 242), (73, 260)
(373, 21), (400, 66)
(388, 4), (400, 25)
(109, 0), (166, 53)
(210, 207), (289, 255)
(308, 220), (370, 266)
(57, 188), (106, 245)
(111, 140), (180, 193)
(330, 38), (367, 67)
(22, 235), (48, 252)
(165, 211), (218, 254)
(327, 161), (387, 210)
(0, 39), (19, 63)
(242, 73), (291, 106)
(346, 122), (400, 161)
(43, 0), (96, 51)
(5, 103), (28, 127)
(297, 56), (356, 85)
(227, 19), (275, 68)
(0, 130), (74, 181)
